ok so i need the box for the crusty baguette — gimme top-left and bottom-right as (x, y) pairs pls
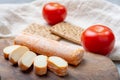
(9, 46), (29, 64)
(48, 56), (68, 76)
(18, 51), (37, 71)
(34, 55), (48, 75)
(3, 45), (21, 59)
(14, 34), (84, 65)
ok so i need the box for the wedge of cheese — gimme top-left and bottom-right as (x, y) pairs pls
(34, 55), (48, 76)
(9, 46), (29, 64)
(18, 51), (37, 71)
(3, 45), (21, 59)
(48, 56), (68, 76)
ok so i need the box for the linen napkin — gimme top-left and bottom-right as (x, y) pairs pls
(0, 0), (120, 60)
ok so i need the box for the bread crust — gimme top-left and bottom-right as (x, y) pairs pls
(18, 58), (28, 71)
(4, 53), (9, 59)
(34, 66), (47, 75)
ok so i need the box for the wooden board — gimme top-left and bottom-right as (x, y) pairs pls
(0, 39), (119, 80)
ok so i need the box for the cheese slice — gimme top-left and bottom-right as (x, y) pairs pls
(9, 46), (29, 64)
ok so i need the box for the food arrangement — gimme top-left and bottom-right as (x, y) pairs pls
(2, 2), (117, 78)
(3, 45), (68, 76)
(42, 2), (115, 55)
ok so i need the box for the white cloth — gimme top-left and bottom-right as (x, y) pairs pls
(0, 0), (120, 60)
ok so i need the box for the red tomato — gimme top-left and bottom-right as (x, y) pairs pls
(81, 25), (115, 55)
(42, 2), (67, 25)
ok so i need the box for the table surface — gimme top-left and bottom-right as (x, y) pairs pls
(0, 0), (120, 77)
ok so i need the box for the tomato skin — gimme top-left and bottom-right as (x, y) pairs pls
(42, 2), (67, 25)
(81, 25), (115, 55)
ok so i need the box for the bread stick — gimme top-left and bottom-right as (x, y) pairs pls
(14, 34), (84, 65)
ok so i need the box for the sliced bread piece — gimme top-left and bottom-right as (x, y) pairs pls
(22, 23), (61, 41)
(34, 55), (48, 76)
(50, 22), (84, 44)
(3, 45), (21, 59)
(48, 56), (68, 76)
(9, 46), (29, 64)
(18, 51), (37, 71)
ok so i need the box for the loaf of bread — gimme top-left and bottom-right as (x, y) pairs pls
(14, 34), (84, 65)
(9, 45), (29, 64)
(48, 56), (68, 76)
(18, 51), (37, 71)
(3, 45), (21, 59)
(34, 55), (48, 75)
